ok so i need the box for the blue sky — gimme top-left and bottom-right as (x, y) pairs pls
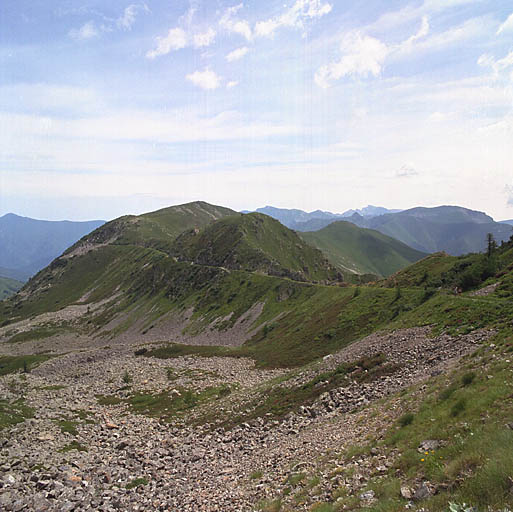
(1, 0), (513, 220)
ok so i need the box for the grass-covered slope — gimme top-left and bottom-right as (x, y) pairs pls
(383, 234), (513, 294)
(3, 203), (513, 373)
(0, 276), (23, 300)
(300, 221), (427, 277)
(171, 212), (342, 282)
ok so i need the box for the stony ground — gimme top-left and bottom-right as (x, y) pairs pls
(0, 327), (492, 511)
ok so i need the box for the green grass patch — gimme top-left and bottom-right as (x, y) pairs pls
(0, 354), (54, 375)
(145, 343), (248, 361)
(96, 395), (123, 406)
(57, 419), (79, 436)
(98, 384), (233, 422)
(7, 326), (66, 344)
(37, 384), (67, 391)
(0, 398), (34, 430)
(59, 441), (88, 453)
(398, 412), (414, 427)
(126, 477), (148, 489)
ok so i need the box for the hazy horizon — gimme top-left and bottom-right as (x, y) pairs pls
(1, 1), (513, 221)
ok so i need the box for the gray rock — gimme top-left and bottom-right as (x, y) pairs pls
(360, 490), (375, 500)
(417, 440), (440, 453)
(400, 485), (413, 499)
(413, 482), (432, 500)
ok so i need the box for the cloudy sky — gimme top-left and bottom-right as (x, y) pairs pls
(1, 0), (513, 221)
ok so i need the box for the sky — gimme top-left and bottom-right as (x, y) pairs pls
(1, 0), (513, 221)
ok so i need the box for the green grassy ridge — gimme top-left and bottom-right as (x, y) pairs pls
(65, 201), (236, 256)
(382, 236), (513, 293)
(4, 238), (511, 369)
(0, 244), (155, 322)
(299, 221), (427, 277)
(0, 276), (23, 300)
(171, 212), (342, 283)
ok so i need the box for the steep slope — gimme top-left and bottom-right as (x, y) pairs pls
(0, 276), (23, 300)
(346, 205), (512, 255)
(171, 213), (341, 282)
(0, 213), (104, 279)
(300, 221), (427, 277)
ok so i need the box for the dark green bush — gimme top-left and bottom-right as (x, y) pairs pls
(398, 412), (414, 427)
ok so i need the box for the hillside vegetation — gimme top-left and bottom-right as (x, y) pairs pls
(300, 221), (427, 277)
(171, 213), (341, 282)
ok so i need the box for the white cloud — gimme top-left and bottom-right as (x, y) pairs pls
(497, 12), (513, 34)
(227, 81), (239, 88)
(0, 109), (298, 151)
(396, 164), (419, 177)
(402, 16), (429, 47)
(368, 0), (482, 33)
(408, 16), (488, 54)
(146, 28), (187, 59)
(186, 69), (222, 90)
(147, 23), (216, 58)
(315, 32), (389, 88)
(220, 4), (252, 41)
(193, 28), (216, 48)
(117, 4), (149, 31)
(478, 50), (513, 80)
(68, 21), (99, 41)
(226, 46), (249, 62)
(315, 14), (484, 88)
(255, 0), (332, 38)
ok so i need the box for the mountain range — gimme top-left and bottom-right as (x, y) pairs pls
(2, 203), (511, 299)
(252, 205), (402, 231)
(256, 205), (512, 256)
(0, 213), (104, 281)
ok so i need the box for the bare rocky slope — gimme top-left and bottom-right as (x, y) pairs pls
(0, 325), (500, 511)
